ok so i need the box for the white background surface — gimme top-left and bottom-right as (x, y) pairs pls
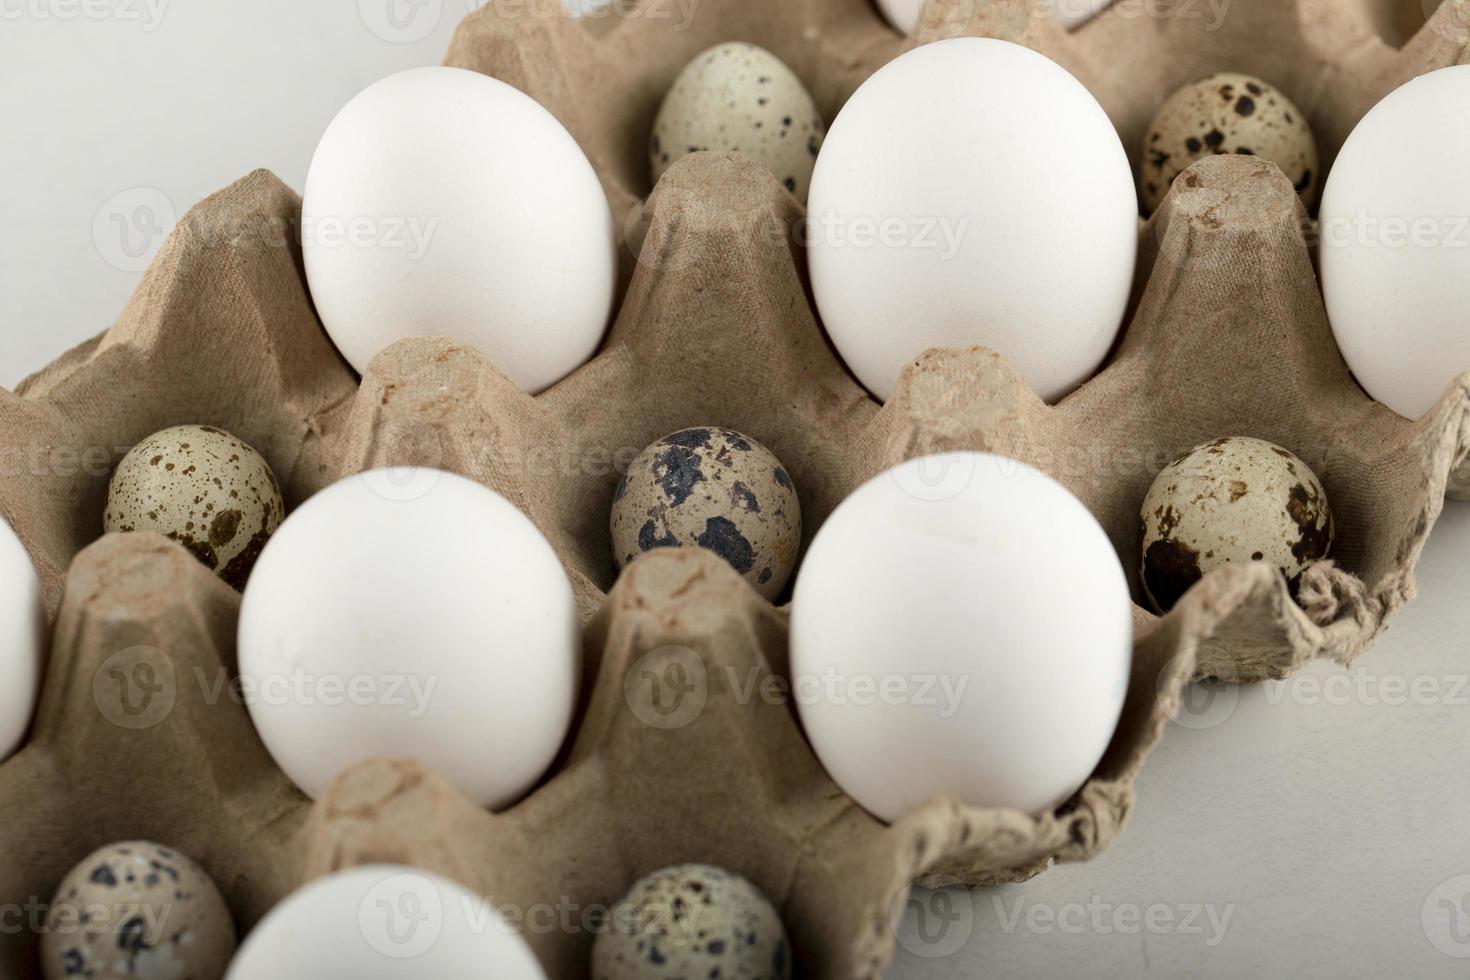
(4, 2), (1469, 977)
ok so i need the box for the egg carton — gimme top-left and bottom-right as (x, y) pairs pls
(3, 0), (1470, 976)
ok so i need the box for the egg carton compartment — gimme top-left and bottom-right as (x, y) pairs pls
(4, 0), (1470, 976)
(438, 0), (1470, 672)
(0, 166), (1279, 976)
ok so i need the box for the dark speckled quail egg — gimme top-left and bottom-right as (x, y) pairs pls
(651, 42), (825, 203)
(104, 425), (284, 590)
(1140, 436), (1333, 613)
(1141, 72), (1319, 214)
(41, 841), (236, 980)
(611, 427), (801, 600)
(593, 864), (790, 980)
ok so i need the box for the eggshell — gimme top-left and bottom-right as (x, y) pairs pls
(1140, 437), (1333, 613)
(807, 38), (1137, 403)
(872, 0), (923, 33)
(651, 43), (825, 203)
(225, 866), (545, 980)
(237, 469), (579, 809)
(611, 427), (801, 600)
(0, 515), (44, 761)
(1141, 72), (1319, 214)
(41, 841), (235, 980)
(874, 0), (1119, 35)
(105, 425), (284, 590)
(303, 67), (615, 393)
(1320, 65), (1470, 420)
(593, 864), (790, 980)
(789, 453), (1132, 823)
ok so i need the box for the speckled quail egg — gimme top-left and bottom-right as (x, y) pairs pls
(1141, 72), (1319, 213)
(105, 425), (284, 590)
(593, 864), (790, 980)
(611, 427), (801, 600)
(1140, 436), (1333, 612)
(41, 841), (236, 980)
(650, 42), (825, 202)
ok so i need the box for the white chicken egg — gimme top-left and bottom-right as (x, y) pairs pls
(1320, 65), (1470, 421)
(807, 38), (1137, 403)
(873, 0), (1118, 34)
(237, 469), (579, 810)
(302, 67), (615, 394)
(789, 453), (1131, 823)
(225, 866), (546, 980)
(0, 515), (43, 762)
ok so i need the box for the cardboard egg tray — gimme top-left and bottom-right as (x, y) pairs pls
(4, 0), (1470, 975)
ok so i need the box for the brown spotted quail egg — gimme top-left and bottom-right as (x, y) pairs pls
(1141, 72), (1319, 214)
(104, 425), (284, 590)
(611, 427), (801, 600)
(41, 841), (236, 980)
(651, 42), (825, 203)
(1140, 436), (1333, 612)
(593, 864), (791, 980)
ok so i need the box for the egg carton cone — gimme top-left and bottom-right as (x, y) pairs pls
(4, 0), (1470, 976)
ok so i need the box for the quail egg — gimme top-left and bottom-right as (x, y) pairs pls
(650, 43), (825, 202)
(41, 841), (236, 980)
(1140, 436), (1333, 612)
(611, 427), (801, 600)
(105, 425), (284, 590)
(1141, 72), (1319, 214)
(593, 864), (790, 980)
